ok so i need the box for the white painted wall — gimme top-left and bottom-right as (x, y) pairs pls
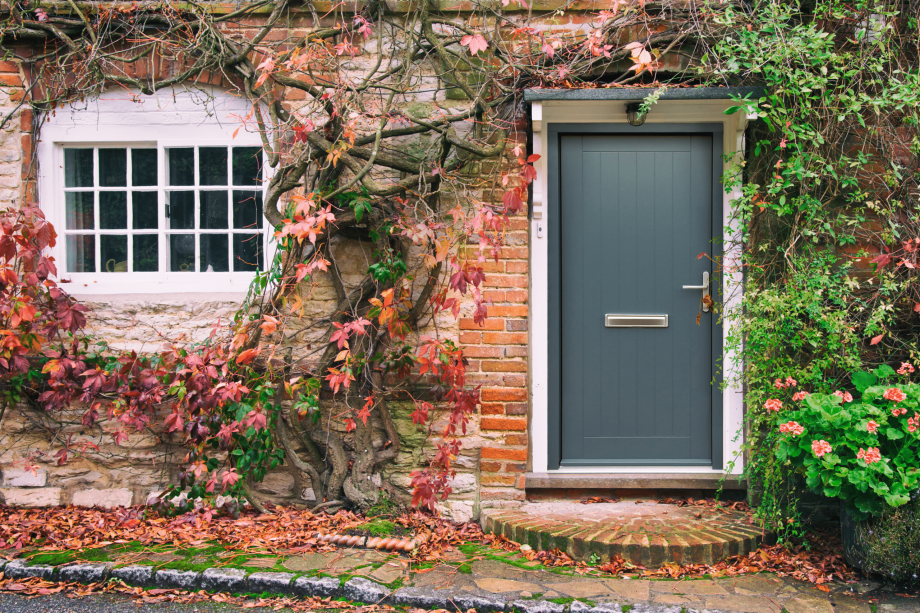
(529, 99), (748, 476)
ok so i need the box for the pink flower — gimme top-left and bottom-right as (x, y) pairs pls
(785, 377), (797, 388)
(812, 440), (832, 458)
(774, 378), (786, 390)
(883, 388), (907, 403)
(792, 391), (810, 401)
(774, 377), (798, 389)
(892, 407), (907, 417)
(834, 390), (854, 403)
(867, 420), (878, 434)
(764, 399), (783, 412)
(857, 447), (882, 465)
(779, 421), (804, 436)
(909, 414), (919, 433)
(898, 362), (915, 375)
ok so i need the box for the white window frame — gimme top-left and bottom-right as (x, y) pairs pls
(37, 89), (276, 295)
(529, 98), (753, 476)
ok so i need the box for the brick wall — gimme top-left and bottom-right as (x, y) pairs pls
(0, 5), (539, 520)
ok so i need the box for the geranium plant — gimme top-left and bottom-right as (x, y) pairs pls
(775, 365), (920, 519)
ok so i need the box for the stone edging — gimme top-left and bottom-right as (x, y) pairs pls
(0, 558), (732, 613)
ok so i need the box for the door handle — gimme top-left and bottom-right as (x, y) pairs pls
(683, 271), (711, 312)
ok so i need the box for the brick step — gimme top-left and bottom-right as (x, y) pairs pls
(481, 501), (772, 567)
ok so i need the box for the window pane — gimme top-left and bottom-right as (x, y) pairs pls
(66, 235), (95, 272)
(199, 147), (227, 186)
(64, 149), (93, 188)
(200, 191), (228, 229)
(65, 192), (94, 230)
(133, 234), (158, 272)
(132, 149), (158, 186)
(170, 234), (195, 272)
(167, 148), (194, 186)
(101, 235), (128, 273)
(233, 234), (263, 271)
(99, 149), (127, 187)
(133, 192), (158, 230)
(233, 191), (263, 229)
(168, 191), (194, 229)
(100, 192), (128, 229)
(200, 234), (229, 272)
(232, 147), (262, 186)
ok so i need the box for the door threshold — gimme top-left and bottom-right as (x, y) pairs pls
(526, 471), (746, 490)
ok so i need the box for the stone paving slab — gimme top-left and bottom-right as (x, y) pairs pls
(482, 502), (769, 566)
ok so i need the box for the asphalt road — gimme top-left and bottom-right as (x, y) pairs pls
(0, 592), (290, 613)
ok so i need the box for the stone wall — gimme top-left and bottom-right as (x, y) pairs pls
(0, 4), (533, 522)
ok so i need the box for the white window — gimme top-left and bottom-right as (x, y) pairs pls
(39, 88), (273, 294)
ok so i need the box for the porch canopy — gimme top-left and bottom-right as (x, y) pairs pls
(523, 86), (766, 101)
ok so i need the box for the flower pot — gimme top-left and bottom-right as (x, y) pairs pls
(840, 500), (866, 570)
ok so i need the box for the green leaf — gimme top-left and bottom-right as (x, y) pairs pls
(885, 427), (905, 440)
(852, 371), (877, 393)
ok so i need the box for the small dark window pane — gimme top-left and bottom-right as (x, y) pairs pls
(233, 191), (263, 229)
(233, 233), (263, 271)
(170, 234), (195, 272)
(64, 149), (93, 188)
(132, 149), (158, 186)
(199, 147), (227, 186)
(66, 235), (95, 272)
(200, 191), (228, 229)
(168, 191), (194, 229)
(133, 234), (158, 272)
(133, 192), (158, 230)
(101, 235), (128, 273)
(232, 147), (262, 186)
(100, 191), (128, 229)
(168, 148), (194, 186)
(65, 192), (94, 230)
(99, 149), (127, 187)
(200, 234), (229, 272)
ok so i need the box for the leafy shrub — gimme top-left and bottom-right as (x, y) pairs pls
(856, 496), (920, 587)
(776, 366), (920, 519)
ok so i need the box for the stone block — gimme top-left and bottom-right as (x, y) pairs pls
(452, 594), (510, 612)
(1, 468), (47, 487)
(343, 577), (388, 603)
(246, 571), (296, 594)
(201, 567), (248, 592)
(393, 587), (453, 609)
(255, 472), (295, 497)
(293, 575), (341, 597)
(72, 488), (133, 509)
(155, 568), (201, 590)
(0, 487), (61, 507)
(4, 560), (56, 580)
(57, 563), (111, 584)
(111, 565), (155, 587)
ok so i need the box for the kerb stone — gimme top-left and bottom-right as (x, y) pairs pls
(246, 572), (296, 594)
(343, 577), (388, 603)
(293, 575), (341, 598)
(57, 563), (111, 583)
(155, 568), (201, 590)
(111, 565), (155, 587)
(4, 560), (56, 580)
(1, 469), (47, 487)
(201, 568), (247, 592)
(0, 487), (61, 507)
(511, 600), (565, 613)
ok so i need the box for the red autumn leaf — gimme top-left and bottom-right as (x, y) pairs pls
(870, 333), (884, 345)
(235, 347), (261, 365)
(460, 34), (488, 56)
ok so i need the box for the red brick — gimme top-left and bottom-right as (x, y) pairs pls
(506, 261), (529, 273)
(0, 60), (19, 73)
(504, 290), (529, 303)
(505, 434), (528, 446)
(482, 475), (517, 486)
(480, 461), (503, 472)
(480, 403), (505, 415)
(491, 305), (528, 317)
(480, 489), (526, 501)
(459, 331), (481, 344)
(481, 360), (527, 372)
(506, 346), (529, 358)
(483, 332), (527, 345)
(467, 373), (505, 386)
(482, 447), (527, 461)
(484, 274), (528, 288)
(19, 108), (31, 133)
(507, 218), (529, 231)
(506, 319), (528, 332)
(460, 318), (504, 331)
(482, 417), (527, 431)
(479, 261), (505, 273)
(504, 462), (527, 473)
(504, 374), (526, 388)
(462, 346), (503, 358)
(0, 74), (22, 87)
(481, 388), (527, 402)
(505, 403), (528, 415)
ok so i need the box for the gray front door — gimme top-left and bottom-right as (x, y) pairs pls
(551, 130), (719, 467)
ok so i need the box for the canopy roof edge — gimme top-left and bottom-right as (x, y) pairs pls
(524, 86), (766, 102)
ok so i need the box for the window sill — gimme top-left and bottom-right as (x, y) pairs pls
(61, 273), (258, 295)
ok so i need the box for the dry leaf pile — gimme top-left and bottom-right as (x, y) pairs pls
(0, 576), (395, 610)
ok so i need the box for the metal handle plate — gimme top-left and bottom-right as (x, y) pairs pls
(605, 314), (668, 328)
(683, 271), (711, 312)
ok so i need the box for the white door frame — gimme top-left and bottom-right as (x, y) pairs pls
(529, 93), (753, 476)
